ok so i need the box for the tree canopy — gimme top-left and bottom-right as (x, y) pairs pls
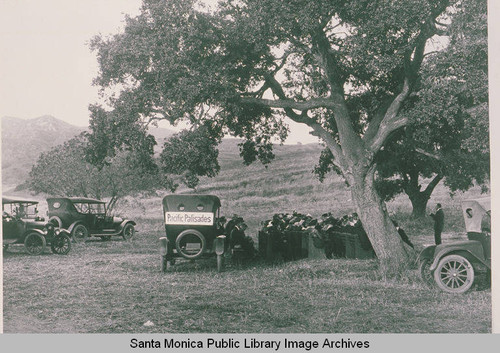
(160, 126), (220, 189)
(310, 0), (489, 218)
(376, 0), (489, 216)
(88, 0), (464, 273)
(29, 133), (170, 210)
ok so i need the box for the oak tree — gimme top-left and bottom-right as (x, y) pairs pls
(88, 0), (456, 273)
(29, 133), (169, 211)
(375, 0), (489, 218)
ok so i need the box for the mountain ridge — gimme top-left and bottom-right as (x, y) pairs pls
(1, 115), (176, 189)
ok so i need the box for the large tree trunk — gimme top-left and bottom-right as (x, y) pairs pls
(409, 192), (429, 218)
(349, 164), (412, 275)
(403, 173), (443, 219)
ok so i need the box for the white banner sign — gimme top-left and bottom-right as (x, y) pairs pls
(165, 212), (214, 225)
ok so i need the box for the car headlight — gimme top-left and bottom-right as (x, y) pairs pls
(55, 229), (60, 235)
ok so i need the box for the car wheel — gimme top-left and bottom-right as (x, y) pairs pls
(24, 232), (46, 255)
(51, 234), (72, 255)
(419, 258), (434, 287)
(122, 223), (135, 241)
(434, 254), (475, 293)
(72, 224), (88, 243)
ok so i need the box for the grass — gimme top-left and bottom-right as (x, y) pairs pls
(2, 140), (491, 333)
(2, 231), (491, 333)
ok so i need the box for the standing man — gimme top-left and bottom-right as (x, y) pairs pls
(430, 203), (444, 245)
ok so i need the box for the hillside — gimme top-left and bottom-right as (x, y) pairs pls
(1, 116), (85, 187)
(120, 137), (484, 241)
(1, 115), (175, 190)
(2, 116), (483, 239)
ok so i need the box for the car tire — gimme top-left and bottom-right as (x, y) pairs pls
(419, 258), (434, 287)
(434, 254), (475, 294)
(72, 224), (88, 243)
(122, 223), (135, 241)
(24, 232), (46, 255)
(51, 234), (72, 255)
(175, 229), (206, 260)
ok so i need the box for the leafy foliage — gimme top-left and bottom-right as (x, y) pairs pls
(87, 0), (456, 271)
(160, 127), (220, 189)
(29, 133), (169, 210)
(316, 0), (489, 216)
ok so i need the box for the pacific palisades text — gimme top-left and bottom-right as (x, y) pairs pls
(130, 337), (370, 350)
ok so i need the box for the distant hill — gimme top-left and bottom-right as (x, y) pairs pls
(1, 115), (175, 189)
(1, 116), (85, 187)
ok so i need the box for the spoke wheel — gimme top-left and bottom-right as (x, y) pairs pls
(51, 234), (72, 255)
(72, 224), (88, 243)
(24, 232), (46, 255)
(419, 258), (434, 287)
(434, 254), (474, 293)
(122, 223), (135, 240)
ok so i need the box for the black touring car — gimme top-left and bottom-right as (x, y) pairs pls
(47, 197), (136, 242)
(3, 197), (71, 255)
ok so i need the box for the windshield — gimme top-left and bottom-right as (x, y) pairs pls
(74, 202), (106, 214)
(89, 203), (106, 214)
(2, 202), (38, 218)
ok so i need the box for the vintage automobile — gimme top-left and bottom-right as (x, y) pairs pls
(2, 197), (72, 255)
(159, 194), (227, 272)
(46, 197), (136, 242)
(419, 197), (491, 293)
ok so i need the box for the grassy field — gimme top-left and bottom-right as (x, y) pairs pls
(2, 141), (491, 333)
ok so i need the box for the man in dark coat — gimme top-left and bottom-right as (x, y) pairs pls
(430, 203), (444, 245)
(392, 220), (414, 249)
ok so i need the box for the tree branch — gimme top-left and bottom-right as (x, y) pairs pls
(362, 97), (394, 142)
(251, 72), (348, 169)
(365, 12), (439, 154)
(423, 174), (443, 197)
(415, 147), (442, 160)
(367, 78), (410, 153)
(239, 96), (339, 111)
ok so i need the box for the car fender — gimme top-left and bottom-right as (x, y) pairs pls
(48, 216), (62, 228)
(67, 221), (85, 234)
(429, 241), (487, 271)
(23, 228), (46, 238)
(417, 245), (436, 262)
(56, 228), (71, 236)
(119, 220), (136, 232)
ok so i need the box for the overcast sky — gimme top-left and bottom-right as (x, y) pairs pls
(0, 0), (321, 143)
(0, 0), (142, 127)
(1, 1), (498, 145)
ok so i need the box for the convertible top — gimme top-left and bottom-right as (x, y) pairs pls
(461, 196), (490, 233)
(162, 194), (221, 212)
(2, 196), (39, 205)
(47, 197), (104, 204)
(462, 197), (490, 212)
